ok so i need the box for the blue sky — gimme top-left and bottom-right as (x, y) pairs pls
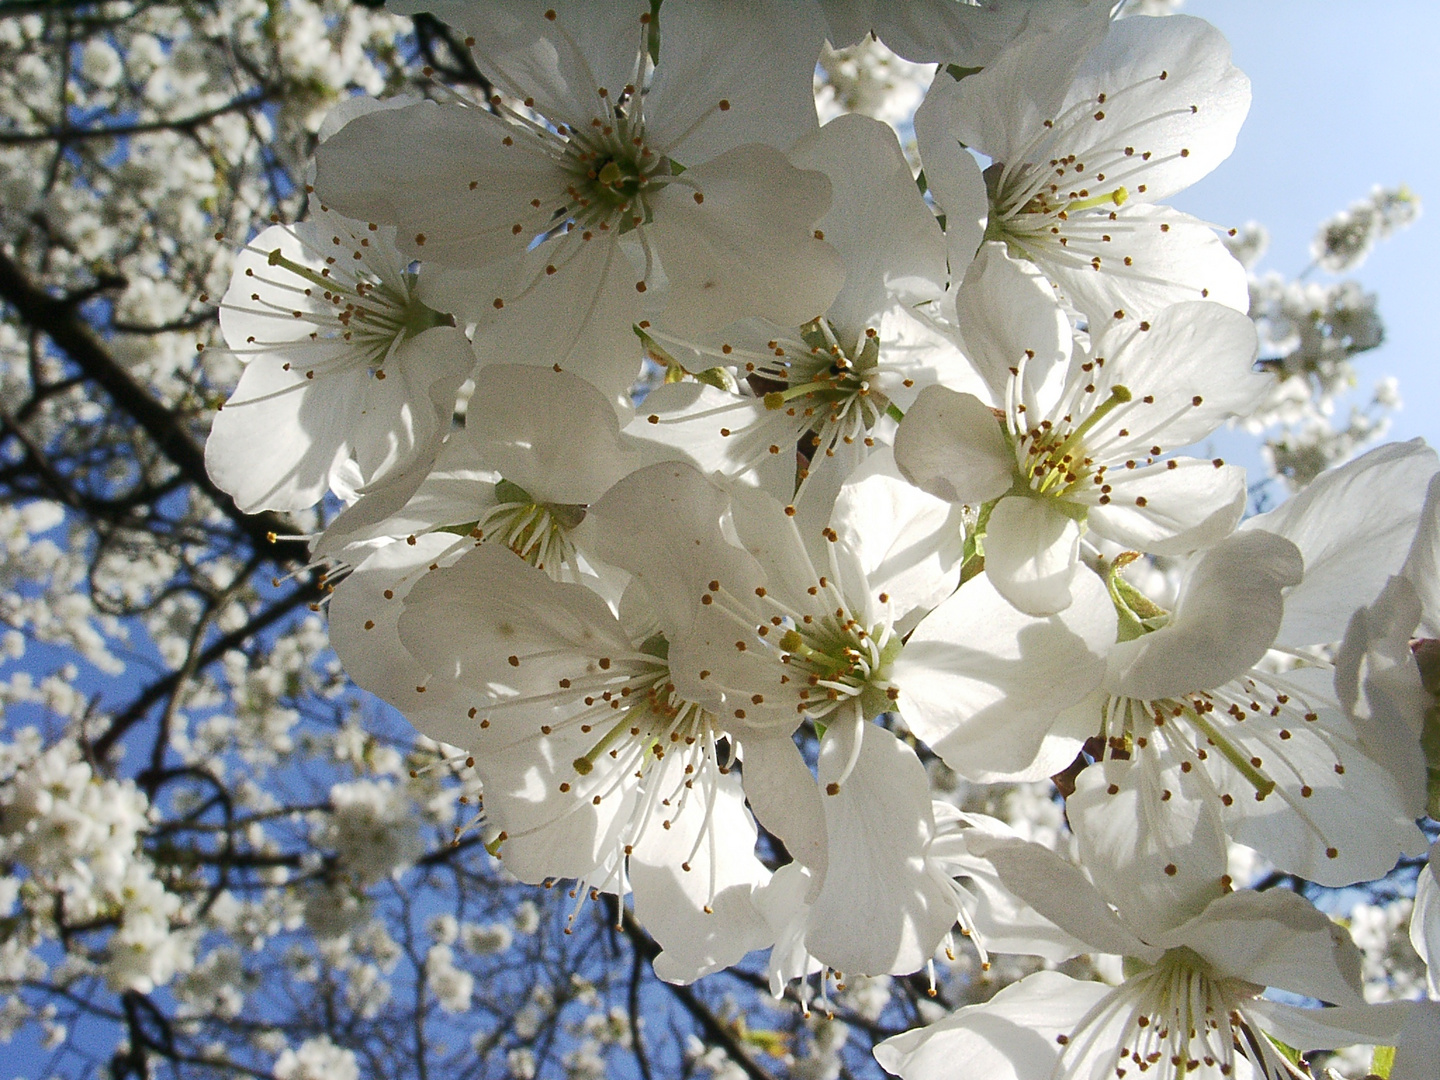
(1175, 0), (1440, 448)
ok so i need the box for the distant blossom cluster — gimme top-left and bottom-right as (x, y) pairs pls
(198, 2), (1440, 1077)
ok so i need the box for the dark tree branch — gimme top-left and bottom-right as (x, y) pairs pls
(89, 583), (318, 759)
(612, 902), (780, 1080)
(0, 248), (308, 563)
(0, 91), (277, 146)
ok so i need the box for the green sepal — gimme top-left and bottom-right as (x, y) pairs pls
(692, 366), (738, 392)
(1265, 1034), (1304, 1067)
(436, 520), (480, 537)
(945, 63), (983, 82)
(1106, 553), (1169, 643)
(1422, 700), (1440, 820)
(1372, 1044), (1396, 1079)
(638, 633), (670, 661)
(494, 479), (534, 505)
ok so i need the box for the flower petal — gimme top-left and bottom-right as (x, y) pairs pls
(874, 970), (1110, 1080)
(790, 114), (948, 333)
(649, 144), (845, 335)
(895, 568), (1114, 782)
(1243, 438), (1439, 649)
(1068, 754), (1229, 942)
(983, 495), (1082, 616)
(630, 756), (774, 984)
(645, 0), (824, 158)
(1167, 888), (1364, 1006)
(804, 723), (958, 976)
(892, 386), (1015, 507)
(1109, 529), (1303, 701)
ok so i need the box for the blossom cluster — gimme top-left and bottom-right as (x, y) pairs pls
(199, 2), (1440, 1077)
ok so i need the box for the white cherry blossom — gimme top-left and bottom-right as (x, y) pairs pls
(626, 112), (976, 521)
(916, 13), (1251, 326)
(877, 841), (1417, 1080)
(206, 208), (474, 512)
(313, 0), (845, 397)
(896, 244), (1266, 615)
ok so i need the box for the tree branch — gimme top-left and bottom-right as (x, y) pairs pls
(89, 583), (318, 759)
(0, 248), (307, 563)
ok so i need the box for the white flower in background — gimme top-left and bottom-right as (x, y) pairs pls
(425, 944), (474, 1013)
(206, 206), (475, 512)
(877, 840), (1417, 1080)
(813, 37), (935, 128)
(103, 864), (194, 994)
(896, 245), (1266, 615)
(314, 0), (844, 397)
(1311, 184), (1422, 274)
(460, 921), (514, 956)
(274, 1035), (360, 1080)
(916, 13), (1250, 326)
(312, 779), (423, 886)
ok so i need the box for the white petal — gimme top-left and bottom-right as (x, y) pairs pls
(1041, 205), (1250, 326)
(1085, 459), (1246, 556)
(465, 364), (645, 505)
(1385, 1000), (1440, 1080)
(737, 733), (827, 878)
(648, 144), (845, 335)
(476, 233), (647, 399)
(983, 495), (1082, 616)
(825, 0), (1110, 64)
(1247, 999), (1416, 1055)
(205, 356), (358, 513)
(830, 447), (964, 622)
(623, 381), (805, 506)
(790, 114), (948, 333)
(1109, 530), (1303, 701)
(911, 80), (989, 281)
(892, 386), (1015, 507)
(1087, 300), (1266, 452)
(587, 462), (765, 639)
(327, 534), (474, 743)
(983, 839), (1156, 961)
(1334, 575), (1429, 816)
(895, 568), (1114, 782)
(645, 0), (824, 158)
(1167, 889), (1364, 1006)
(470, 717), (635, 886)
(630, 757), (774, 984)
(1402, 471), (1440, 638)
(1192, 682), (1427, 887)
(1243, 438), (1439, 648)
(804, 723), (958, 976)
(1051, 15), (1251, 204)
(929, 809), (1091, 962)
(390, 1), (646, 132)
(1410, 843), (1440, 997)
(397, 542), (634, 703)
(349, 325), (475, 483)
(938, 13), (1110, 161)
(312, 100), (561, 270)
(1068, 754), (1229, 942)
(952, 242), (1071, 405)
(873, 970), (1110, 1080)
